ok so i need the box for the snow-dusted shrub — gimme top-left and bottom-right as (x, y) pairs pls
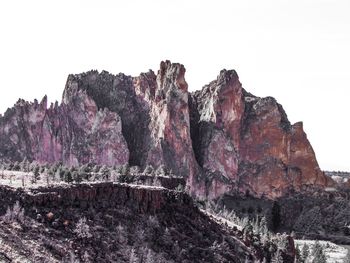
(135, 227), (145, 244)
(129, 247), (139, 263)
(153, 177), (162, 187)
(74, 217), (92, 239)
(82, 251), (92, 263)
(302, 243), (310, 261)
(273, 233), (289, 251)
(147, 215), (160, 229)
(1, 201), (25, 224)
(63, 251), (80, 263)
(311, 240), (327, 263)
(144, 248), (154, 263)
(116, 224), (127, 244)
(175, 184), (185, 192)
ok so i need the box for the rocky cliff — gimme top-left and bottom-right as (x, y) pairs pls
(0, 183), (295, 262)
(0, 61), (333, 199)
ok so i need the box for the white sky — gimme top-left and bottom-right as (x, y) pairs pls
(0, 0), (349, 171)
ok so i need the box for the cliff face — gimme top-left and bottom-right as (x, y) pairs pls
(0, 183), (192, 215)
(0, 90), (129, 166)
(189, 69), (332, 198)
(0, 61), (333, 199)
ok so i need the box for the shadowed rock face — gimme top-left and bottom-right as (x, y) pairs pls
(0, 61), (333, 199)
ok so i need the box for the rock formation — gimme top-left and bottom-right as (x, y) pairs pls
(190, 69), (333, 198)
(0, 91), (128, 166)
(0, 61), (333, 199)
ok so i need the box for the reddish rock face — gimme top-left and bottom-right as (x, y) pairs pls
(190, 70), (242, 180)
(141, 61), (199, 179)
(190, 69), (333, 199)
(289, 122), (333, 187)
(0, 61), (333, 199)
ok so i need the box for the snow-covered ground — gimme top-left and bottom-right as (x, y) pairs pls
(0, 170), (70, 189)
(295, 239), (349, 263)
(0, 170), (168, 191)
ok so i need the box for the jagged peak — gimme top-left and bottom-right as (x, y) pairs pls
(217, 68), (239, 84)
(192, 68), (241, 98)
(67, 69), (132, 84)
(159, 60), (186, 74)
(157, 60), (188, 92)
(292, 121), (304, 133)
(40, 95), (48, 108)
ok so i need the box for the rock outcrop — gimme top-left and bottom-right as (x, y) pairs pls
(0, 183), (192, 215)
(0, 90), (129, 166)
(0, 61), (333, 199)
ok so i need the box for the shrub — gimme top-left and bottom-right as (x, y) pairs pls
(2, 201), (25, 224)
(74, 217), (92, 239)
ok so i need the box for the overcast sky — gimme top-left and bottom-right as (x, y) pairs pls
(0, 0), (349, 171)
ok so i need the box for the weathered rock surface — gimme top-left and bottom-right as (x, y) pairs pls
(0, 61), (334, 199)
(190, 70), (333, 198)
(0, 89), (129, 166)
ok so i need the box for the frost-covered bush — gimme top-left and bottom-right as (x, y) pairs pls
(116, 224), (128, 244)
(153, 177), (162, 187)
(62, 251), (80, 263)
(147, 215), (160, 229)
(1, 201), (25, 224)
(129, 248), (139, 263)
(74, 217), (92, 239)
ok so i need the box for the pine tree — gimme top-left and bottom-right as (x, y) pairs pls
(0, 164), (4, 179)
(311, 240), (321, 257)
(301, 244), (309, 262)
(32, 165), (40, 184)
(272, 249), (284, 263)
(100, 165), (110, 181)
(312, 240), (326, 263)
(345, 249), (350, 263)
(20, 158), (29, 172)
(54, 168), (61, 182)
(271, 201), (281, 231)
(295, 245), (302, 263)
(259, 216), (268, 236)
(155, 165), (167, 176)
(73, 171), (82, 183)
(64, 170), (73, 183)
(143, 165), (154, 175)
(130, 166), (140, 175)
(121, 164), (130, 175)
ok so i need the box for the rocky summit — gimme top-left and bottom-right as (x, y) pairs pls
(0, 60), (334, 200)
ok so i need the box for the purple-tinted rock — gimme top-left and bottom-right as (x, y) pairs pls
(0, 61), (334, 199)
